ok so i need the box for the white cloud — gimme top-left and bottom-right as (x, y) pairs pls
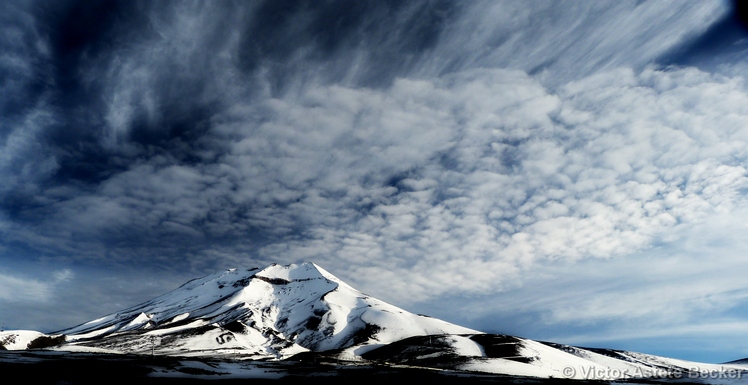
(440, 205), (748, 350)
(6, 63), (747, 312)
(53, 269), (74, 283)
(244, 66), (748, 307)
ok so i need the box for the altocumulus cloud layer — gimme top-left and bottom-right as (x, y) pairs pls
(2, 0), (748, 360)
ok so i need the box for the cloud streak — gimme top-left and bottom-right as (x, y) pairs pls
(0, 269), (73, 303)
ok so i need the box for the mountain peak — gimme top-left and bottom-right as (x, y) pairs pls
(253, 262), (335, 283)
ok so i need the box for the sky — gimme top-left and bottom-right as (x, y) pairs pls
(2, 0), (748, 363)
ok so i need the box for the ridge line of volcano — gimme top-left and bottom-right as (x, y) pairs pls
(252, 275), (327, 285)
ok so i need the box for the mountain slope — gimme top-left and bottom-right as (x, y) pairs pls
(361, 334), (748, 382)
(54, 262), (476, 358)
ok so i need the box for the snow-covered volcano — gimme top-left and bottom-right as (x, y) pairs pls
(51, 262), (476, 358)
(2, 262), (746, 383)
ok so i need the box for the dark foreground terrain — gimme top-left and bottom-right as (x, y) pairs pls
(0, 351), (620, 385)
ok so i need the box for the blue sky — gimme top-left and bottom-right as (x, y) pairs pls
(2, 0), (748, 363)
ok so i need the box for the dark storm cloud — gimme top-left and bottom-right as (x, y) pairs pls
(39, 0), (453, 160)
(0, 0), (451, 204)
(0, 0), (462, 263)
(0, 5), (62, 269)
(35, 0), (239, 184)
